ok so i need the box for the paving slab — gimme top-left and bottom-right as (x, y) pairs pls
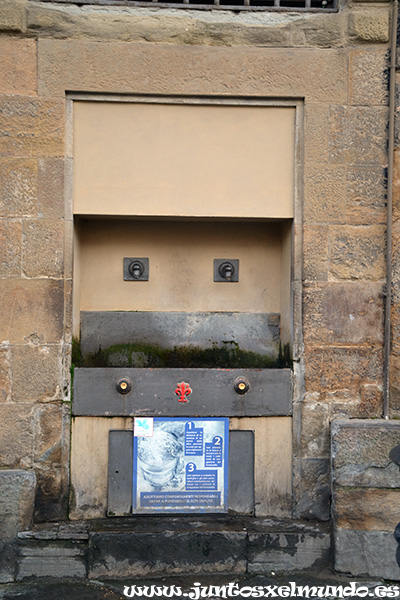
(0, 572), (390, 600)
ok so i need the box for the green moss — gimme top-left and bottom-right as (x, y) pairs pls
(278, 343), (292, 368)
(71, 339), (292, 369)
(71, 337), (82, 368)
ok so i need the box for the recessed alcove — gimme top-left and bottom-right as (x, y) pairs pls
(70, 98), (296, 519)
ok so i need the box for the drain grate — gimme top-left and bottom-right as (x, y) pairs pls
(34, 0), (337, 12)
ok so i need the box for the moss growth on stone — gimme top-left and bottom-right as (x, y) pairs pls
(72, 338), (292, 369)
(71, 337), (82, 367)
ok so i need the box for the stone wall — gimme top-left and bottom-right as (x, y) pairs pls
(0, 0), (392, 531)
(0, 0), (391, 48)
(0, 30), (70, 522)
(0, 470), (36, 582)
(390, 19), (400, 417)
(332, 420), (400, 580)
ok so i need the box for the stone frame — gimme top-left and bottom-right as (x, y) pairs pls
(53, 41), (384, 520)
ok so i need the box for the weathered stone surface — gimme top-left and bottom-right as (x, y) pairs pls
(248, 531), (331, 573)
(346, 166), (386, 225)
(16, 519), (333, 580)
(23, 1), (355, 49)
(0, 158), (37, 218)
(303, 225), (328, 281)
(34, 404), (65, 464)
(0, 470), (36, 583)
(17, 543), (86, 580)
(290, 14), (346, 47)
(330, 106), (388, 165)
(89, 531), (247, 577)
(64, 279), (73, 344)
(22, 220), (64, 278)
(328, 387), (382, 420)
(393, 149), (400, 220)
(0, 97), (64, 158)
(304, 104), (329, 164)
(332, 420), (400, 487)
(18, 522), (89, 541)
(0, 221), (22, 276)
(349, 12), (389, 43)
(80, 311), (280, 357)
(389, 355), (400, 416)
(0, 347), (11, 403)
(38, 40), (347, 103)
(0, 471), (36, 537)
(17, 0), (348, 50)
(359, 384), (383, 417)
(304, 165), (346, 224)
(12, 345), (63, 403)
(392, 310), (400, 364)
(63, 221), (73, 282)
(300, 402), (330, 458)
(327, 388), (361, 419)
(0, 405), (34, 468)
(303, 225), (328, 282)
(0, 0), (25, 32)
(391, 220), (400, 304)
(335, 529), (399, 580)
(0, 38), (37, 97)
(38, 158), (64, 219)
(396, 84), (400, 150)
(304, 346), (383, 392)
(349, 49), (389, 106)
(303, 282), (384, 345)
(329, 225), (386, 281)
(0, 279), (63, 344)
(337, 458), (400, 489)
(33, 467), (68, 522)
(293, 458), (330, 521)
(334, 488), (400, 532)
(27, 2), (297, 47)
(391, 305), (400, 358)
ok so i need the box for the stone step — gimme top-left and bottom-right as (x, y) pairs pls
(16, 517), (331, 580)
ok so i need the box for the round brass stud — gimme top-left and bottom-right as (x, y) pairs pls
(116, 378), (132, 395)
(234, 377), (250, 395)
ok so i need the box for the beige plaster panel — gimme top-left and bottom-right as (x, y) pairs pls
(71, 416), (291, 519)
(38, 40), (347, 104)
(75, 219), (286, 315)
(73, 102), (294, 219)
(70, 416), (132, 519)
(230, 417), (292, 518)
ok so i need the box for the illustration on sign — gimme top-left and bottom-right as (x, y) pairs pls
(132, 417), (229, 513)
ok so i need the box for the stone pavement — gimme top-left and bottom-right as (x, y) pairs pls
(0, 571), (391, 600)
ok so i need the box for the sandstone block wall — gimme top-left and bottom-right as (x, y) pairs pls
(0, 31), (70, 523)
(0, 0), (393, 528)
(332, 420), (400, 580)
(389, 40), (400, 417)
(0, 470), (36, 582)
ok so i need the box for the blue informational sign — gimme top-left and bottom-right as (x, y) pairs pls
(132, 417), (229, 513)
